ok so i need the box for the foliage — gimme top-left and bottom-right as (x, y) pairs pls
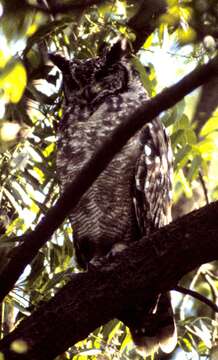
(0, 0), (218, 359)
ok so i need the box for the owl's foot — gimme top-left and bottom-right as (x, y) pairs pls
(88, 256), (106, 270)
(88, 242), (127, 270)
(110, 242), (127, 256)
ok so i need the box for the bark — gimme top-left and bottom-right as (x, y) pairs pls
(0, 201), (218, 359)
(128, 0), (167, 52)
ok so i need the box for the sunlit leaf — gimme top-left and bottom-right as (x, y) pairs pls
(167, 0), (178, 6)
(177, 27), (197, 45)
(193, 137), (217, 160)
(29, 201), (39, 215)
(43, 143), (55, 158)
(0, 61), (27, 103)
(32, 166), (45, 184)
(119, 330), (131, 352)
(200, 114), (218, 136)
(26, 23), (37, 37)
(116, 0), (126, 16)
(143, 34), (153, 49)
(10, 340), (28, 354)
(192, 322), (212, 348)
(180, 333), (194, 352)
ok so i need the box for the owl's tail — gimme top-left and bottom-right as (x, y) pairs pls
(122, 292), (177, 355)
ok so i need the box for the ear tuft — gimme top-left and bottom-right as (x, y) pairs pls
(105, 39), (129, 65)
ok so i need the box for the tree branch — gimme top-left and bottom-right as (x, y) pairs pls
(0, 201), (218, 359)
(0, 55), (218, 303)
(174, 285), (218, 312)
(127, 0), (167, 52)
(24, 0), (106, 14)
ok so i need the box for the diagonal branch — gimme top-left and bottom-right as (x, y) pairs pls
(0, 55), (218, 303)
(0, 201), (218, 359)
(127, 0), (167, 52)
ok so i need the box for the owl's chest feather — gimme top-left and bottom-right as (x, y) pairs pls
(56, 80), (148, 267)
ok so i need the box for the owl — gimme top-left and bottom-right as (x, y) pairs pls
(50, 40), (177, 355)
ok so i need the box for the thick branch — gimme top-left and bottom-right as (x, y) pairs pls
(0, 202), (218, 359)
(0, 55), (218, 303)
(128, 0), (167, 52)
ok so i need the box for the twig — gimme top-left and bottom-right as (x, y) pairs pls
(179, 266), (203, 320)
(175, 285), (218, 313)
(199, 170), (209, 205)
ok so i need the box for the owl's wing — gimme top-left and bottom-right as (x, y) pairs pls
(131, 117), (176, 355)
(133, 117), (173, 235)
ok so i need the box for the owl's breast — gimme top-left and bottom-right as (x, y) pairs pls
(56, 86), (148, 268)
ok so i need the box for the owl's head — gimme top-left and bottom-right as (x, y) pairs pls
(49, 40), (130, 104)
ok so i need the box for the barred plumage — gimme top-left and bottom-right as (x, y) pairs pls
(51, 41), (176, 355)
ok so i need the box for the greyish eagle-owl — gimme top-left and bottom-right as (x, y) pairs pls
(50, 40), (177, 355)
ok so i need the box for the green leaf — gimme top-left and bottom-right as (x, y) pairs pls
(187, 155), (201, 181)
(180, 336), (194, 352)
(0, 61), (27, 103)
(161, 108), (177, 127)
(143, 33), (154, 49)
(10, 340), (28, 354)
(174, 113), (189, 130)
(186, 128), (197, 145)
(131, 57), (153, 96)
(174, 144), (192, 169)
(171, 129), (184, 148)
(200, 114), (218, 136)
(176, 169), (193, 197)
